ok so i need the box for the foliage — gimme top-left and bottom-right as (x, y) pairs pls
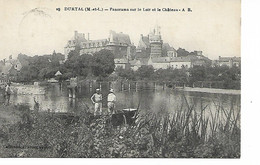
(0, 97), (240, 158)
(92, 49), (115, 78)
(152, 68), (187, 83)
(135, 65), (154, 80)
(176, 48), (190, 57)
(64, 53), (94, 78)
(114, 64), (240, 89)
(115, 67), (136, 80)
(16, 49), (115, 82)
(189, 65), (241, 89)
(68, 49), (80, 60)
(17, 65), (39, 81)
(17, 52), (64, 82)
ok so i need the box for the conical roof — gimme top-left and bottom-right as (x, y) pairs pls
(55, 71), (62, 76)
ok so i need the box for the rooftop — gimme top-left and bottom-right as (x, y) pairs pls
(109, 30), (131, 45)
(219, 56), (241, 62)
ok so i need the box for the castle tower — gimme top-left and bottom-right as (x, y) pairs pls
(149, 25), (163, 58)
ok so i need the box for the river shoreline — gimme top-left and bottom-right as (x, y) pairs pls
(176, 87), (241, 95)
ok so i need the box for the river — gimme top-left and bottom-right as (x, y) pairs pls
(3, 82), (240, 119)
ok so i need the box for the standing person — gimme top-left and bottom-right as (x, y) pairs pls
(107, 89), (116, 115)
(91, 88), (102, 116)
(5, 82), (11, 105)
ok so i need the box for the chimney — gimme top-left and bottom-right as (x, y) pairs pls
(140, 34), (143, 39)
(88, 33), (90, 40)
(74, 31), (78, 39)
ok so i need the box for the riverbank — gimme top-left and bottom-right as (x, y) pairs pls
(0, 100), (240, 158)
(0, 105), (22, 127)
(177, 87), (241, 95)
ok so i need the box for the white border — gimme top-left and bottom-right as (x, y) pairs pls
(1, 0), (260, 164)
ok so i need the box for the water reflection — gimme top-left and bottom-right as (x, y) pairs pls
(8, 83), (240, 116)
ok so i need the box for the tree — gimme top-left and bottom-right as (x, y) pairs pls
(92, 49), (115, 78)
(152, 68), (188, 83)
(68, 49), (80, 60)
(136, 65), (154, 80)
(115, 67), (136, 80)
(189, 66), (206, 83)
(18, 65), (39, 81)
(177, 48), (190, 57)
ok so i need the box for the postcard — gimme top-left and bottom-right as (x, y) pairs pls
(0, 0), (241, 159)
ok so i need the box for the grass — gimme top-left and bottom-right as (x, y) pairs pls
(0, 95), (240, 158)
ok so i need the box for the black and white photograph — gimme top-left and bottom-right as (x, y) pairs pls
(0, 0), (246, 161)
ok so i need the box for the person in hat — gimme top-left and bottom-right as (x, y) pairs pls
(91, 88), (102, 116)
(107, 88), (116, 115)
(4, 82), (11, 105)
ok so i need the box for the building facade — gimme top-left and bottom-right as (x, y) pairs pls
(65, 30), (135, 60)
(149, 27), (163, 58)
(215, 56), (241, 68)
(114, 58), (131, 69)
(64, 31), (87, 60)
(136, 26), (177, 60)
(144, 54), (210, 70)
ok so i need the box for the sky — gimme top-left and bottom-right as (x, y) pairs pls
(0, 0), (240, 60)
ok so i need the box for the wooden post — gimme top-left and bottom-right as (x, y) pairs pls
(72, 87), (76, 99)
(78, 85), (81, 93)
(108, 82), (111, 89)
(121, 81), (124, 91)
(163, 82), (165, 90)
(210, 82), (212, 88)
(135, 82), (138, 92)
(128, 82), (131, 91)
(68, 88), (72, 98)
(89, 81), (93, 91)
(99, 82), (102, 91)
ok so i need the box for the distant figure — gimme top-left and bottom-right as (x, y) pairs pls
(4, 82), (11, 105)
(90, 88), (102, 116)
(107, 89), (116, 115)
(34, 97), (40, 112)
